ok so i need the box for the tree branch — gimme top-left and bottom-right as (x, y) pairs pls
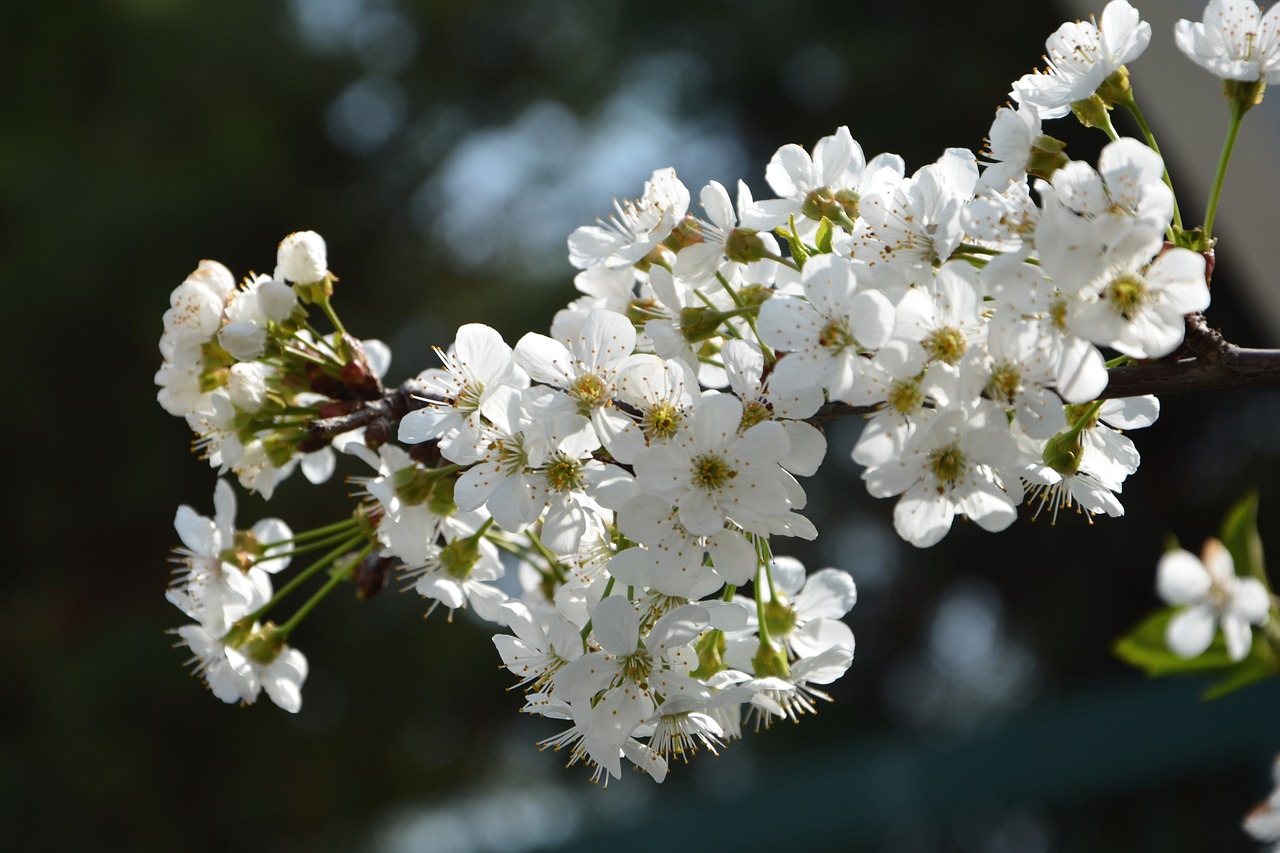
(308, 320), (1280, 440)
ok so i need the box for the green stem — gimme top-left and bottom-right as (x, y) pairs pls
(716, 272), (774, 363)
(579, 575), (617, 642)
(954, 243), (1000, 257)
(244, 533), (367, 626)
(762, 251), (801, 272)
(1204, 98), (1248, 239)
(1121, 95), (1182, 231)
(256, 530), (369, 562)
(1095, 108), (1120, 142)
(754, 559), (773, 647)
(265, 517), (362, 547)
(316, 293), (349, 338)
(276, 543), (373, 639)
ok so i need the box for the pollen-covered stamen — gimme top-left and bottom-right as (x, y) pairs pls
(1105, 272), (1148, 320)
(739, 399), (773, 431)
(924, 326), (967, 365)
(455, 379), (484, 412)
(626, 297), (663, 325)
(1024, 480), (1093, 526)
(643, 401), (683, 440)
(492, 436), (529, 476)
(651, 712), (723, 762)
(986, 362), (1023, 404)
(618, 650), (653, 687)
(690, 452), (737, 492)
(571, 371), (611, 411)
(818, 317), (856, 353)
(888, 378), (924, 415)
(928, 441), (966, 489)
(1050, 296), (1070, 333)
(543, 453), (585, 493)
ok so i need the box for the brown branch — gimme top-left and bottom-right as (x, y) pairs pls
(306, 383), (434, 442)
(308, 320), (1280, 440)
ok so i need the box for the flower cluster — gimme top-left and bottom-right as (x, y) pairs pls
(156, 231), (390, 498)
(156, 0), (1277, 795)
(167, 479), (308, 712)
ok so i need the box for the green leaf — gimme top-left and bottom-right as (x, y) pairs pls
(1114, 607), (1279, 699)
(1202, 646), (1275, 700)
(1114, 609), (1236, 675)
(1220, 489), (1268, 590)
(815, 217), (834, 254)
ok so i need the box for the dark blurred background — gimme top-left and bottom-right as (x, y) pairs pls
(5, 1), (1280, 851)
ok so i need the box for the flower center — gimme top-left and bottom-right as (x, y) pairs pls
(928, 441), (966, 488)
(1106, 273), (1148, 320)
(455, 379), (484, 412)
(739, 399), (773, 431)
(690, 452), (737, 492)
(643, 401), (683, 440)
(571, 372), (611, 410)
(543, 454), (584, 493)
(818, 317), (855, 353)
(924, 325), (967, 365)
(987, 362), (1022, 403)
(888, 378), (923, 415)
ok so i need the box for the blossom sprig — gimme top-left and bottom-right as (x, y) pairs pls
(157, 0), (1280, 791)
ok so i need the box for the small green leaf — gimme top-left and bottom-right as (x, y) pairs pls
(1220, 490), (1268, 590)
(1114, 607), (1279, 699)
(1114, 609), (1236, 675)
(1202, 646), (1275, 700)
(815, 217), (834, 254)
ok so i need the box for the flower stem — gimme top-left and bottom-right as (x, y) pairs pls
(244, 532), (367, 625)
(261, 517), (362, 549)
(717, 272), (774, 363)
(1121, 94), (1182, 232)
(1203, 98), (1248, 239)
(276, 542), (374, 639)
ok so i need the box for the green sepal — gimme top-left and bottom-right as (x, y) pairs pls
(1070, 94), (1111, 129)
(680, 306), (726, 343)
(815, 216), (834, 255)
(777, 215), (809, 268)
(1170, 225), (1215, 253)
(1220, 489), (1269, 591)
(1223, 78), (1266, 115)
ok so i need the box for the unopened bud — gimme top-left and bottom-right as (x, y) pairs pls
(354, 555), (395, 600)
(276, 231), (329, 284)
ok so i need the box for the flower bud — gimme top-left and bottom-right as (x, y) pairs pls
(227, 362), (269, 413)
(354, 555), (394, 600)
(218, 322), (268, 362)
(258, 278), (299, 322)
(276, 231), (328, 284)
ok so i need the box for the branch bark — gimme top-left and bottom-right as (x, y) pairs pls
(307, 320), (1280, 440)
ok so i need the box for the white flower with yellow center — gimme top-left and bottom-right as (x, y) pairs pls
(399, 323), (529, 465)
(632, 394), (796, 538)
(1176, 0), (1280, 83)
(863, 405), (1020, 548)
